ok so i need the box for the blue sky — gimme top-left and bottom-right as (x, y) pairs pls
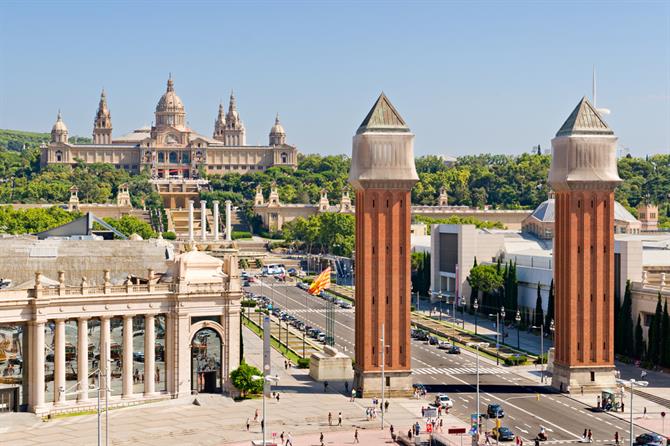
(1, 1), (668, 157)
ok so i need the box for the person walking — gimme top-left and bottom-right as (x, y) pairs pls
(280, 432), (285, 445)
(615, 431), (620, 446)
(582, 429), (588, 441)
(408, 428), (413, 441)
(276, 392), (280, 402)
(246, 418), (250, 431)
(320, 432), (324, 446)
(338, 411), (342, 426)
(324, 381), (329, 392)
(351, 388), (356, 402)
(390, 424), (395, 438)
(328, 412), (332, 426)
(254, 409), (259, 422)
(345, 381), (349, 394)
(286, 432), (293, 446)
(354, 428), (359, 443)
(587, 429), (593, 443)
(644, 407), (647, 418)
(384, 400), (390, 413)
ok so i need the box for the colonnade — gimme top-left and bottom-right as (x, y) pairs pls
(30, 314), (161, 411)
(187, 199), (233, 242)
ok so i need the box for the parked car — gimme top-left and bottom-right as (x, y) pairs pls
(447, 345), (461, 354)
(340, 302), (353, 309)
(287, 268), (298, 276)
(487, 404), (505, 418)
(317, 333), (326, 343)
(133, 352), (145, 362)
(493, 427), (515, 441)
(437, 341), (451, 350)
(634, 433), (665, 446)
(241, 271), (250, 279)
(428, 336), (439, 345)
(434, 394), (454, 409)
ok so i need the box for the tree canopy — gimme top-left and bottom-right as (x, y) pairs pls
(229, 361), (264, 397)
(0, 205), (78, 234)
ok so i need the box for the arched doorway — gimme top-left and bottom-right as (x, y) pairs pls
(191, 328), (222, 393)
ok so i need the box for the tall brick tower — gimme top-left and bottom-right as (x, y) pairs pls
(349, 93), (418, 397)
(549, 97), (622, 392)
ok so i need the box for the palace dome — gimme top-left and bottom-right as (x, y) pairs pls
(52, 111), (68, 132)
(155, 77), (184, 113)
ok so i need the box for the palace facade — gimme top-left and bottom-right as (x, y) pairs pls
(40, 77), (298, 178)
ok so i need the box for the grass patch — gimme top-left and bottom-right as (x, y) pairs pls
(242, 315), (304, 364)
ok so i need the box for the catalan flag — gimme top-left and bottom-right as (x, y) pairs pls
(308, 267), (331, 295)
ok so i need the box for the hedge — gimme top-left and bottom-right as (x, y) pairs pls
(232, 231), (253, 240)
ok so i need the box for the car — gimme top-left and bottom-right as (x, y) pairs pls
(416, 331), (430, 341)
(434, 394), (454, 409)
(241, 271), (250, 279)
(340, 302), (353, 309)
(133, 352), (145, 362)
(634, 433), (665, 446)
(317, 333), (326, 342)
(428, 336), (439, 345)
(493, 427), (515, 442)
(437, 341), (451, 350)
(487, 404), (505, 418)
(287, 268), (298, 276)
(447, 345), (461, 354)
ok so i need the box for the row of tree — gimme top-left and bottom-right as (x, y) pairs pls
(281, 212), (355, 257)
(616, 281), (670, 365)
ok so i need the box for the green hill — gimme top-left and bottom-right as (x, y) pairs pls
(0, 129), (92, 152)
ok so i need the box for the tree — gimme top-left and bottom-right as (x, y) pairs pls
(544, 279), (554, 332)
(617, 281), (635, 357)
(467, 264), (504, 314)
(647, 293), (663, 361)
(103, 215), (156, 239)
(469, 257), (478, 312)
(634, 315), (645, 360)
(661, 299), (670, 367)
(230, 361), (263, 397)
(534, 282), (544, 328)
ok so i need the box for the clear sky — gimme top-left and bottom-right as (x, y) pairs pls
(1, 1), (668, 157)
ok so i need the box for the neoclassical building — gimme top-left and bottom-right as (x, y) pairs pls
(0, 239), (242, 415)
(40, 77), (298, 177)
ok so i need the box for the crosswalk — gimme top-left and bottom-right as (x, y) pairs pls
(412, 366), (508, 375)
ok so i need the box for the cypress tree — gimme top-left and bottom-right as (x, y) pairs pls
(469, 257), (479, 311)
(634, 315), (645, 360)
(614, 281), (622, 355)
(619, 281), (635, 357)
(534, 282), (544, 328)
(661, 299), (670, 367)
(544, 279), (554, 332)
(647, 294), (663, 360)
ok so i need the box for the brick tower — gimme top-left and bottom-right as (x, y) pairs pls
(349, 93), (418, 397)
(549, 97), (622, 392)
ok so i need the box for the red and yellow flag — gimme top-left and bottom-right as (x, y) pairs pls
(308, 267), (331, 295)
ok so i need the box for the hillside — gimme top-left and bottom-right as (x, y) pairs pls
(0, 129), (92, 152)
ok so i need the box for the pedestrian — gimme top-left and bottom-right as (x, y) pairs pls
(390, 425), (395, 437)
(351, 388), (356, 402)
(597, 395), (601, 409)
(439, 418), (443, 432)
(438, 405), (442, 417)
(345, 381), (349, 394)
(284, 360), (288, 370)
(588, 429), (593, 443)
(338, 411), (342, 426)
(621, 401), (625, 413)
(408, 428), (413, 440)
(384, 400), (390, 412)
(328, 412), (332, 426)
(644, 407), (647, 418)
(581, 386), (584, 396)
(615, 431), (620, 446)
(254, 409), (259, 422)
(246, 418), (250, 431)
(324, 380), (329, 392)
(260, 419), (264, 430)
(286, 432), (293, 446)
(354, 428), (359, 443)
(320, 432), (324, 446)
(280, 432), (285, 444)
(516, 435), (521, 446)
(534, 439), (540, 446)
(421, 406), (425, 417)
(276, 393), (280, 402)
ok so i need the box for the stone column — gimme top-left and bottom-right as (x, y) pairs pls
(187, 200), (194, 241)
(54, 319), (66, 405)
(77, 318), (89, 402)
(200, 200), (207, 241)
(31, 321), (46, 411)
(225, 200), (232, 241)
(122, 315), (133, 399)
(212, 200), (220, 241)
(144, 314), (156, 395)
(100, 316), (111, 398)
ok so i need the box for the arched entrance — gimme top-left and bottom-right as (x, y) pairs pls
(191, 328), (223, 393)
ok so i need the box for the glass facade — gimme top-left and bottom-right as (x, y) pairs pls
(0, 324), (26, 411)
(191, 328), (222, 393)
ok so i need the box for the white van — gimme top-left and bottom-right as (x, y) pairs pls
(263, 264), (286, 276)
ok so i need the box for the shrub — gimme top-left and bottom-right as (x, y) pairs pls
(232, 231), (252, 240)
(162, 231), (176, 240)
(241, 299), (257, 308)
(534, 353), (548, 365)
(230, 361), (263, 397)
(297, 358), (310, 368)
(504, 355), (527, 366)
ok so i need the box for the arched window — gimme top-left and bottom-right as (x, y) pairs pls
(158, 152), (165, 163)
(281, 152), (288, 163)
(55, 150), (63, 162)
(182, 152), (190, 164)
(169, 151), (178, 164)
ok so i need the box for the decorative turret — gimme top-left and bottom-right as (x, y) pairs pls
(438, 186), (448, 206)
(268, 181), (280, 206)
(93, 89), (113, 144)
(213, 102), (226, 141)
(68, 186), (79, 211)
(339, 189), (352, 212)
(223, 91), (245, 146)
(254, 184), (264, 206)
(319, 189), (330, 212)
(51, 110), (69, 144)
(269, 113), (286, 146)
(637, 201), (659, 232)
(116, 183), (131, 207)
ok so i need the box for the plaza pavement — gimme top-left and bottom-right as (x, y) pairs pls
(0, 326), (468, 445)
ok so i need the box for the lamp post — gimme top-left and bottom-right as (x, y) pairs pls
(515, 310), (521, 350)
(617, 378), (649, 446)
(531, 321), (553, 383)
(460, 296), (466, 329)
(500, 306), (506, 347)
(473, 298), (479, 335)
(467, 342), (489, 434)
(252, 374), (280, 446)
(489, 312), (501, 366)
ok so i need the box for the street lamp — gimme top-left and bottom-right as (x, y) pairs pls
(489, 308), (504, 365)
(500, 306), (506, 347)
(531, 320), (553, 383)
(460, 296), (466, 329)
(515, 310), (521, 350)
(467, 342), (489, 435)
(252, 374), (280, 446)
(617, 378), (649, 446)
(473, 298), (479, 335)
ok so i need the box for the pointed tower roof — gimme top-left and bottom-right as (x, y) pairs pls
(96, 89), (110, 116)
(270, 113), (285, 134)
(357, 92), (409, 134)
(52, 110), (68, 132)
(556, 96), (612, 137)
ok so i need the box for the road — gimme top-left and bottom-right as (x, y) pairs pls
(248, 280), (652, 444)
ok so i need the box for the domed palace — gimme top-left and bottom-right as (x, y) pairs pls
(40, 76), (298, 181)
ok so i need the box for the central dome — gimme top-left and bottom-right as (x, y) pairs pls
(155, 77), (184, 113)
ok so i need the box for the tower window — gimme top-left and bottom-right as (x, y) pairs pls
(372, 346), (375, 355)
(578, 246), (581, 254)
(590, 371), (595, 381)
(386, 199), (389, 208)
(578, 200), (581, 208)
(386, 296), (389, 304)
(372, 246), (375, 254)
(372, 199), (375, 208)
(55, 150), (63, 162)
(591, 200), (594, 208)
